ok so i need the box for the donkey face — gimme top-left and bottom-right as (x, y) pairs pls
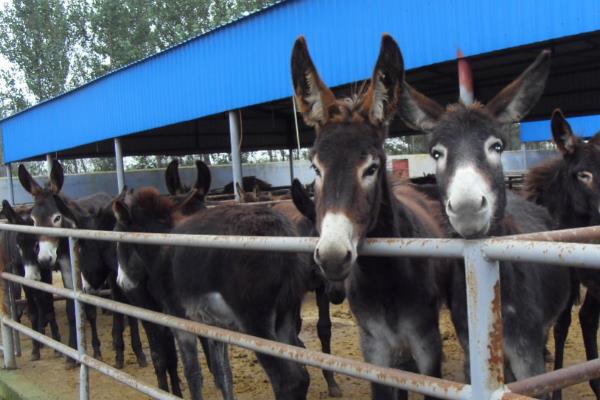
(292, 35), (403, 280)
(398, 50), (551, 238)
(18, 160), (72, 267)
(551, 109), (600, 222)
(2, 200), (41, 281)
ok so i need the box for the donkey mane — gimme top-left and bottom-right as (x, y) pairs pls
(523, 157), (563, 206)
(133, 187), (176, 215)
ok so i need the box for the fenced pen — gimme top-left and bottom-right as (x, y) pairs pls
(1, 223), (600, 400)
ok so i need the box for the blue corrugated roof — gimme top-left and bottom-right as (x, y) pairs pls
(2, 0), (600, 162)
(521, 114), (600, 142)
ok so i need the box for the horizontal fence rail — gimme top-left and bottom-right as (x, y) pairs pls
(1, 223), (600, 399)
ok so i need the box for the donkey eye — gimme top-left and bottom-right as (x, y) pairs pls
(431, 150), (443, 160)
(489, 141), (504, 153)
(363, 163), (379, 178)
(576, 171), (593, 184)
(53, 214), (62, 224)
(311, 164), (321, 177)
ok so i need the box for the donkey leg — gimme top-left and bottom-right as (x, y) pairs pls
(140, 321), (171, 393)
(128, 316), (147, 367)
(84, 304), (102, 360)
(164, 327), (183, 397)
(26, 291), (41, 361)
(112, 309), (125, 368)
(579, 292), (600, 398)
(64, 298), (78, 368)
(407, 314), (443, 400)
(247, 315), (309, 400)
(173, 329), (204, 400)
(551, 302), (573, 400)
(315, 285), (342, 397)
(360, 330), (396, 400)
(203, 339), (235, 400)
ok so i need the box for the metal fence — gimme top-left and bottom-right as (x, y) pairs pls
(1, 223), (600, 400)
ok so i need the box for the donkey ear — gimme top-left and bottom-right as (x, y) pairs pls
(193, 160), (211, 197)
(18, 164), (42, 196)
(291, 179), (315, 223)
(486, 50), (551, 124)
(360, 34), (405, 128)
(49, 160), (64, 194)
(291, 36), (338, 128)
(551, 109), (578, 155)
(53, 195), (79, 228)
(397, 82), (445, 132)
(165, 159), (182, 195)
(112, 199), (131, 226)
(1, 200), (24, 225)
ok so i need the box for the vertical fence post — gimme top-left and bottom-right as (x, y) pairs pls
(7, 281), (20, 357)
(5, 163), (15, 205)
(1, 279), (16, 369)
(114, 138), (125, 193)
(69, 237), (89, 400)
(228, 110), (243, 201)
(464, 241), (505, 399)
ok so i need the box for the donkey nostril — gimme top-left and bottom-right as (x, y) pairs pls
(480, 196), (488, 209)
(447, 200), (454, 213)
(343, 251), (352, 264)
(315, 248), (321, 262)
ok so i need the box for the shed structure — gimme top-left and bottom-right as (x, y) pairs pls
(1, 0), (600, 195)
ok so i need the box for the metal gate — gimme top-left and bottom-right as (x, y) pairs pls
(2, 223), (600, 400)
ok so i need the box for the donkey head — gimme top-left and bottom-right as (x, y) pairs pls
(398, 50), (551, 238)
(551, 109), (600, 223)
(292, 34), (403, 281)
(2, 200), (41, 281)
(18, 160), (71, 266)
(165, 159), (211, 214)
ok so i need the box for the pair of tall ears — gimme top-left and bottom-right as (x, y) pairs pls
(1, 200), (27, 226)
(292, 34), (551, 133)
(551, 109), (600, 156)
(165, 159), (211, 197)
(292, 34), (404, 132)
(18, 160), (64, 196)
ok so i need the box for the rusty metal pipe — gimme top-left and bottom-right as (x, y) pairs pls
(1, 272), (472, 400)
(482, 239), (600, 269)
(503, 225), (600, 243)
(506, 357), (600, 398)
(1, 316), (179, 400)
(0, 223), (466, 259)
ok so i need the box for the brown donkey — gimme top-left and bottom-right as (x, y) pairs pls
(525, 109), (600, 399)
(292, 35), (449, 400)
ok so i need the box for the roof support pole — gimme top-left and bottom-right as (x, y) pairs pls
(288, 148), (294, 184)
(114, 138), (125, 192)
(46, 154), (53, 176)
(5, 164), (14, 205)
(228, 111), (243, 201)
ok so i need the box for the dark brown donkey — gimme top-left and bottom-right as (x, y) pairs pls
(17, 160), (146, 369)
(292, 35), (449, 400)
(524, 109), (600, 399)
(397, 50), (571, 389)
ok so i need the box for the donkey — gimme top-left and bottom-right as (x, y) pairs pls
(17, 160), (105, 364)
(397, 49), (571, 386)
(113, 186), (311, 400)
(50, 194), (148, 369)
(0, 200), (61, 361)
(292, 35), (450, 400)
(272, 179), (344, 397)
(524, 109), (600, 399)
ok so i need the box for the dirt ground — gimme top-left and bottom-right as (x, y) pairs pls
(0, 273), (597, 400)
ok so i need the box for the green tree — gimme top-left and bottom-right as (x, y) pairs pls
(0, 0), (79, 101)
